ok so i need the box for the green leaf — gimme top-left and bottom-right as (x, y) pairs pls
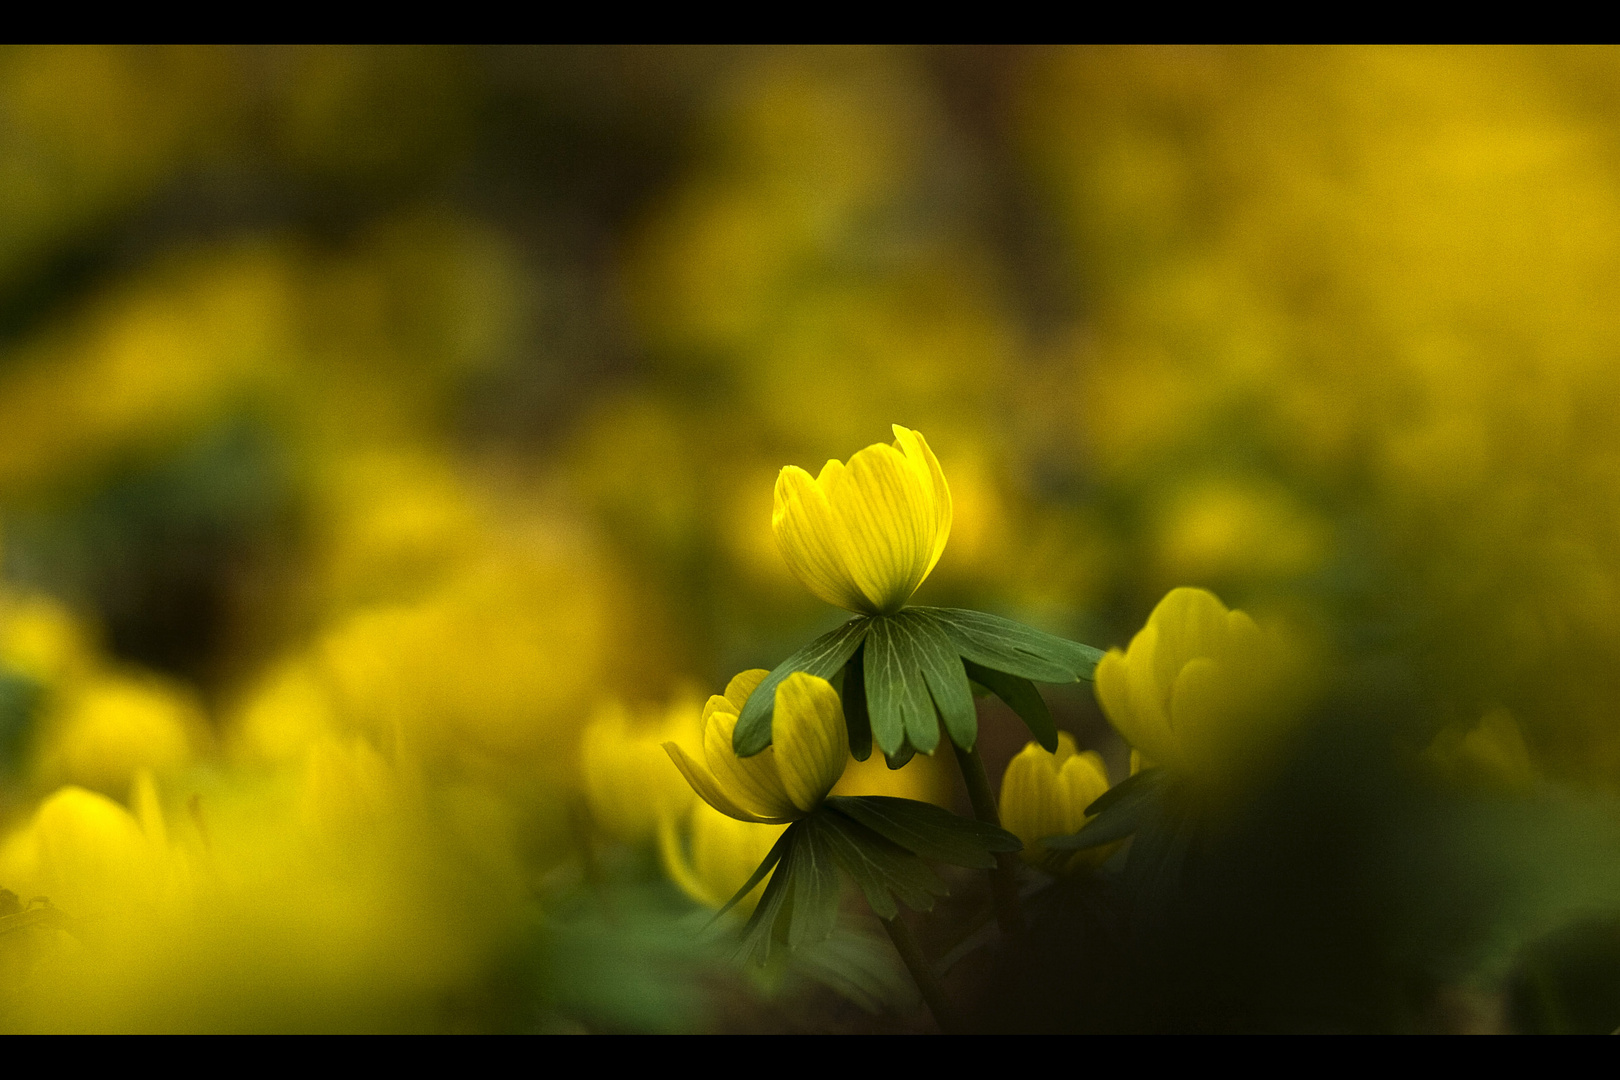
(1041, 807), (1142, 851)
(863, 615), (941, 756)
(787, 816), (843, 950)
(920, 607), (1104, 684)
(1121, 810), (1192, 927)
(737, 823), (801, 965)
(900, 610), (978, 752)
(790, 924), (918, 1015)
(963, 659), (1058, 753)
(734, 618), (870, 757)
(1044, 767), (1168, 851)
(815, 811), (948, 919)
(1082, 765), (1167, 818)
(883, 740), (918, 770)
(840, 644), (873, 762)
(715, 821), (796, 924)
(827, 795), (1021, 869)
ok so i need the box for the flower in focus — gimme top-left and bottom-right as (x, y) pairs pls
(999, 733), (1113, 875)
(581, 691), (703, 844)
(772, 425), (951, 615)
(1095, 587), (1301, 786)
(657, 801), (787, 914)
(664, 669), (848, 824)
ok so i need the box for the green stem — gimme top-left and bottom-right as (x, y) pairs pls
(951, 741), (1024, 941)
(881, 914), (961, 1034)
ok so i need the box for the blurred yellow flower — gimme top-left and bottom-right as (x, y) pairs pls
(1423, 708), (1540, 795)
(0, 593), (95, 689)
(298, 735), (398, 841)
(665, 670), (848, 824)
(999, 733), (1113, 875)
(1095, 588), (1301, 786)
(772, 425), (951, 615)
(581, 691), (703, 845)
(35, 672), (206, 799)
(657, 801), (786, 914)
(0, 775), (183, 926)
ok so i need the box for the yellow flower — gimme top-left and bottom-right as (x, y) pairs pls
(1095, 588), (1301, 786)
(999, 733), (1113, 875)
(0, 775), (183, 924)
(772, 425), (951, 615)
(581, 691), (703, 844)
(657, 801), (787, 914)
(664, 670), (848, 824)
(35, 671), (206, 799)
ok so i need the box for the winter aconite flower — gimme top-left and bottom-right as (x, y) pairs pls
(999, 733), (1113, 875)
(1095, 587), (1300, 785)
(581, 692), (702, 844)
(657, 801), (786, 914)
(772, 426), (951, 615)
(665, 669), (849, 823)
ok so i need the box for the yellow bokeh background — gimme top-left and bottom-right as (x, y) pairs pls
(5, 45), (1620, 1030)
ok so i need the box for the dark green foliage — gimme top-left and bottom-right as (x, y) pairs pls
(815, 811), (949, 920)
(827, 796), (1020, 869)
(862, 612), (945, 756)
(1046, 767), (1170, 852)
(921, 608), (1102, 684)
(963, 660), (1058, 752)
(840, 645), (873, 762)
(735, 605), (1105, 758)
(734, 618), (869, 757)
(727, 797), (1022, 965)
(0, 669), (40, 775)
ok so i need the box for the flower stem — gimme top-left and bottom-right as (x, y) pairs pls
(881, 914), (961, 1034)
(951, 741), (1024, 941)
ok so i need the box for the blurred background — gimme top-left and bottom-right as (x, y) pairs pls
(7, 45), (1620, 1031)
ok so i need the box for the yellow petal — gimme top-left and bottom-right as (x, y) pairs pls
(999, 734), (1114, 873)
(1168, 656), (1233, 777)
(1095, 630), (1180, 769)
(999, 738), (1063, 856)
(1148, 588), (1231, 693)
(771, 429), (954, 615)
(773, 465), (870, 612)
(891, 426), (952, 580)
(723, 668), (770, 713)
(663, 741), (785, 824)
(829, 442), (933, 614)
(815, 458), (847, 495)
(585, 698), (698, 843)
(701, 694), (734, 725)
(702, 708), (799, 821)
(1058, 750), (1111, 829)
(771, 672), (849, 812)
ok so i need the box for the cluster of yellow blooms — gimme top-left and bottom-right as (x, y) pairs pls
(3, 46), (1612, 1030)
(582, 426), (1310, 924)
